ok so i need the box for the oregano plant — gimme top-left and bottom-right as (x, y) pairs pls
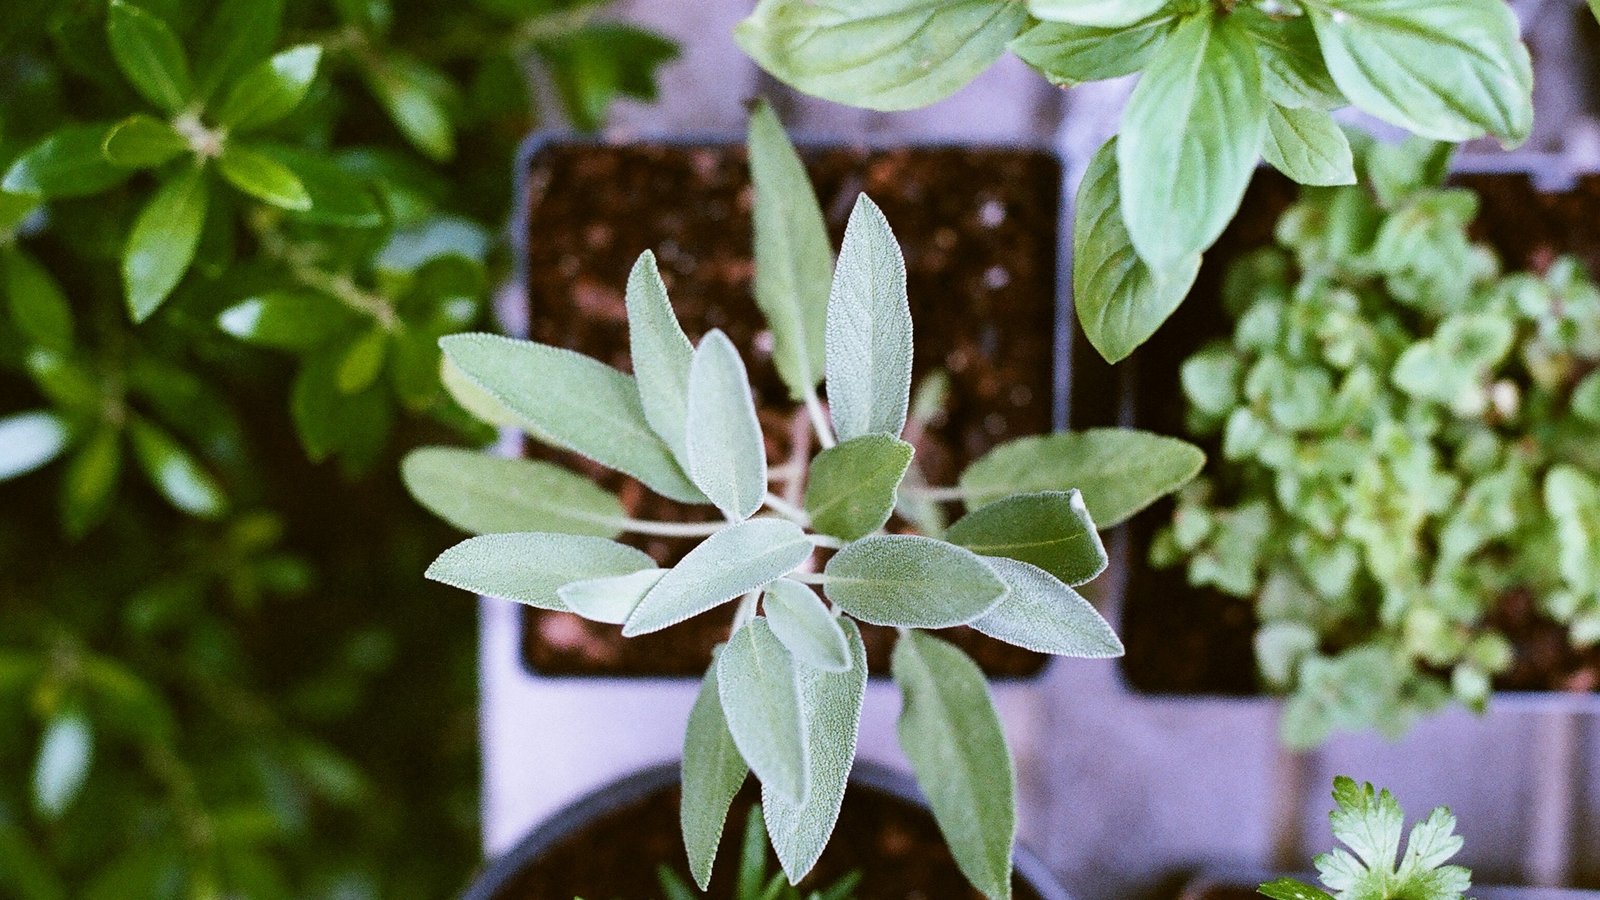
(735, 0), (1534, 364)
(405, 102), (1204, 898)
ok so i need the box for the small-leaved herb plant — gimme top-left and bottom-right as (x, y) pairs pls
(1259, 776), (1472, 900)
(1154, 137), (1600, 747)
(405, 103), (1204, 899)
(735, 0), (1533, 366)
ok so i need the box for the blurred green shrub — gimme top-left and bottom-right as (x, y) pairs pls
(1155, 137), (1600, 748)
(0, 0), (673, 896)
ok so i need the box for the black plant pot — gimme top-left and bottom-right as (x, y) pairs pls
(463, 760), (1073, 900)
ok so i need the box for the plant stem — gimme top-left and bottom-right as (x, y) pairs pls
(804, 387), (836, 449)
(900, 484), (967, 503)
(763, 492), (810, 525)
(611, 517), (725, 538)
(789, 572), (828, 586)
(807, 533), (845, 550)
(731, 590), (760, 630)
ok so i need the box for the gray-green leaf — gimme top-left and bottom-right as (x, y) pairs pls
(763, 620), (865, 883)
(1307, 0), (1532, 145)
(948, 490), (1106, 586)
(558, 568), (668, 624)
(625, 250), (694, 464)
(803, 434), (913, 542)
(686, 329), (767, 521)
(735, 0), (1028, 111)
(972, 557), (1123, 657)
(1262, 105), (1355, 187)
(823, 534), (1006, 628)
(3, 247), (73, 353)
(826, 195), (912, 442)
(1119, 10), (1265, 271)
(401, 446), (625, 536)
(893, 631), (1014, 900)
(107, 1), (192, 113)
(718, 618), (809, 803)
(1009, 16), (1173, 85)
(439, 334), (703, 504)
(1028, 0), (1168, 28)
(0, 411), (70, 482)
(123, 167), (208, 322)
(425, 532), (654, 610)
(682, 662), (749, 890)
(748, 99), (832, 400)
(959, 429), (1204, 527)
(623, 518), (812, 636)
(763, 578), (850, 672)
(1073, 137), (1201, 364)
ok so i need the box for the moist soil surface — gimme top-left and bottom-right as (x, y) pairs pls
(1072, 168), (1600, 697)
(488, 779), (1047, 900)
(519, 141), (1063, 678)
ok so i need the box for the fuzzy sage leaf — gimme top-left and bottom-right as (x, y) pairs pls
(823, 534), (1006, 629)
(439, 333), (704, 504)
(400, 448), (627, 537)
(762, 578), (850, 673)
(947, 490), (1107, 587)
(557, 569), (669, 624)
(686, 329), (767, 521)
(959, 429), (1204, 528)
(893, 630), (1015, 900)
(623, 518), (812, 637)
(972, 557), (1123, 657)
(803, 434), (913, 542)
(825, 195), (912, 443)
(425, 533), (653, 611)
(682, 660), (748, 891)
(748, 100), (832, 401)
(718, 618), (809, 803)
(763, 619), (865, 884)
(626, 249), (694, 465)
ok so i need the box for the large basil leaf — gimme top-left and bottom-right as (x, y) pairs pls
(1261, 104), (1355, 187)
(1307, 0), (1532, 145)
(1028, 0), (1168, 28)
(1073, 137), (1200, 364)
(736, 0), (1028, 111)
(1119, 10), (1265, 272)
(1009, 15), (1173, 85)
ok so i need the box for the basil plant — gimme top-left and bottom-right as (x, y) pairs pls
(1154, 138), (1600, 748)
(405, 104), (1202, 899)
(736, 0), (1533, 365)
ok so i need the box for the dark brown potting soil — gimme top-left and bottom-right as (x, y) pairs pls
(490, 779), (1046, 900)
(1084, 168), (1600, 697)
(518, 141), (1063, 678)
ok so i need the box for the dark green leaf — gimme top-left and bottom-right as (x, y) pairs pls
(3, 246), (73, 352)
(192, 0), (285, 98)
(128, 418), (226, 518)
(1119, 10), (1265, 271)
(1257, 879), (1335, 900)
(803, 434), (913, 541)
(538, 24), (679, 132)
(1074, 137), (1200, 363)
(367, 55), (455, 161)
(682, 663), (748, 890)
(123, 166), (208, 322)
(215, 291), (358, 349)
(718, 618), (809, 802)
(893, 631), (1014, 900)
(0, 411), (70, 481)
(823, 534), (1006, 628)
(425, 532), (655, 610)
(255, 145), (384, 228)
(61, 428), (121, 538)
(213, 44), (322, 132)
(101, 114), (188, 168)
(218, 143), (311, 210)
(106, 0), (192, 113)
(3, 123), (132, 198)
(336, 327), (387, 394)
(400, 446), (625, 536)
(947, 490), (1106, 586)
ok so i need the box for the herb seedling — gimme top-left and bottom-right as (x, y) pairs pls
(406, 102), (1203, 899)
(656, 806), (859, 900)
(736, 0), (1532, 365)
(1155, 138), (1600, 747)
(1259, 776), (1471, 900)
